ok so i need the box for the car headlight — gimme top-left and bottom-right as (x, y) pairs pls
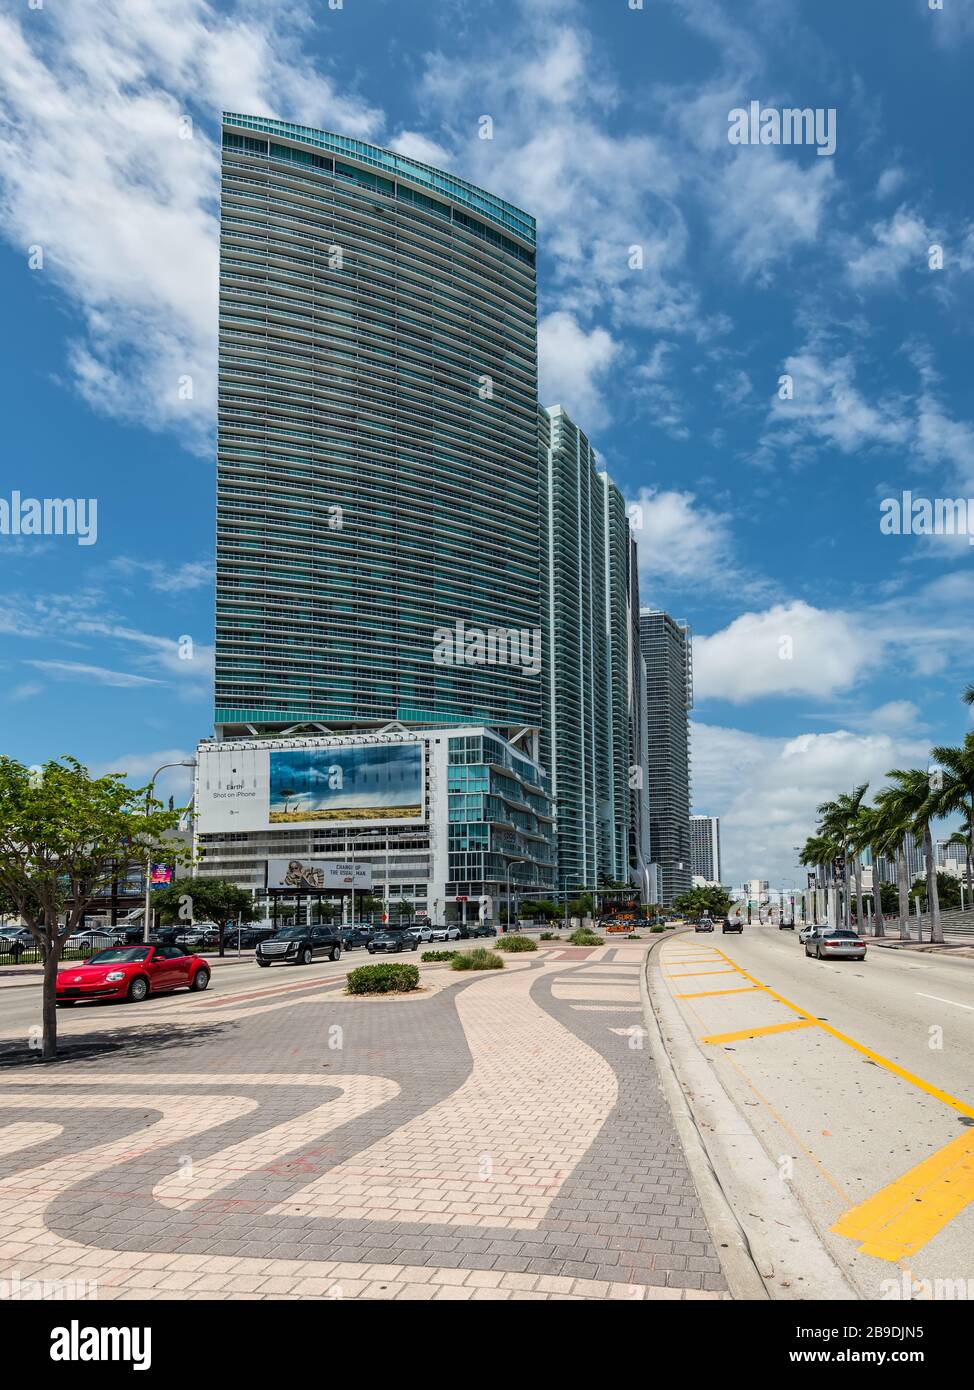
(105, 971), (125, 982)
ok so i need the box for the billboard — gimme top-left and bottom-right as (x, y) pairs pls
(197, 741), (424, 833)
(266, 859), (374, 892)
(149, 865), (173, 886)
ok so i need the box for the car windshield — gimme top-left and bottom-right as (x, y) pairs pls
(273, 929), (306, 939)
(88, 948), (150, 964)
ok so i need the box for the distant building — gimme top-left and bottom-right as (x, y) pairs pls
(690, 815), (721, 885)
(639, 610), (692, 903)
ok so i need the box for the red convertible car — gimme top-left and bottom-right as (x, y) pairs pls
(56, 945), (211, 1006)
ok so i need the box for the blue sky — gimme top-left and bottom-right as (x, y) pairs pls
(1, 0), (972, 883)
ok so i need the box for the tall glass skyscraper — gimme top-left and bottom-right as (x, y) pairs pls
(639, 609), (693, 904)
(541, 407), (650, 896)
(216, 114), (542, 740)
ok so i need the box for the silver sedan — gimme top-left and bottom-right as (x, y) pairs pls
(804, 928), (866, 960)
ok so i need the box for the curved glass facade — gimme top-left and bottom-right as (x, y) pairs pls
(216, 114), (542, 737)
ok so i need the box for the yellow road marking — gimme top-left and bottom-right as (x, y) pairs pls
(701, 1019), (816, 1045)
(676, 985), (766, 1000)
(664, 968), (742, 978)
(709, 948), (974, 1121)
(831, 1129), (974, 1261)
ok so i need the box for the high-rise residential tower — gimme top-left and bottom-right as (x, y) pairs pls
(690, 814), (721, 884)
(216, 114), (542, 742)
(541, 406), (650, 898)
(639, 609), (692, 904)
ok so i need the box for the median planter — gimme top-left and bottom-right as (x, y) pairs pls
(345, 963), (420, 995)
(421, 950), (458, 962)
(493, 934), (538, 952)
(450, 948), (504, 971)
(568, 929), (602, 946)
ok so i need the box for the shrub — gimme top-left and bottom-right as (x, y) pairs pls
(539, 932), (557, 940)
(651, 925), (666, 933)
(451, 948), (504, 971)
(421, 950), (458, 962)
(494, 934), (538, 952)
(626, 933), (641, 939)
(568, 929), (601, 946)
(345, 963), (420, 995)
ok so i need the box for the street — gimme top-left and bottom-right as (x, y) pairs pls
(652, 925), (974, 1299)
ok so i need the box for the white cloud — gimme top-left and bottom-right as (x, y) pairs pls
(628, 487), (742, 594)
(876, 166), (906, 200)
(766, 345), (911, 455)
(25, 660), (161, 688)
(692, 721), (929, 885)
(111, 557), (215, 594)
(693, 601), (873, 703)
(0, 2), (381, 451)
(389, 131), (453, 167)
(539, 312), (620, 427)
(846, 207), (931, 289)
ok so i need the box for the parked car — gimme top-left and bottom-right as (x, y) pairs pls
(256, 926), (342, 967)
(340, 926), (377, 951)
(778, 919), (796, 930)
(222, 925), (275, 950)
(0, 928), (36, 959)
(804, 928), (866, 961)
(721, 917), (743, 934)
(367, 930), (418, 954)
(401, 923), (433, 943)
(798, 924), (818, 944)
(694, 917), (714, 933)
(429, 925), (462, 942)
(470, 924), (497, 938)
(56, 944), (210, 1005)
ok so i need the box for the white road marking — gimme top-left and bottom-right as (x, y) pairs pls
(916, 992), (974, 1013)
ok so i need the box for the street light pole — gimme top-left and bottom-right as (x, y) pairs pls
(506, 859), (526, 932)
(142, 760), (196, 944)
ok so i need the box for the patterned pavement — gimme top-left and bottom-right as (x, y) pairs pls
(0, 942), (728, 1300)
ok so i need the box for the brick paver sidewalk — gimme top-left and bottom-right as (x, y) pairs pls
(0, 944), (727, 1300)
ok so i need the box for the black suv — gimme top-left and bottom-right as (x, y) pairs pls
(722, 917), (744, 934)
(256, 925), (342, 967)
(340, 926), (376, 951)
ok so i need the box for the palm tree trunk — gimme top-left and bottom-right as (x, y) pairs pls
(897, 844), (910, 940)
(872, 853), (885, 937)
(854, 856), (864, 935)
(924, 827), (943, 944)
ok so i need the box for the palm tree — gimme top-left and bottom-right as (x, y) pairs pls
(929, 733), (974, 896)
(850, 806), (889, 937)
(884, 768), (943, 944)
(799, 832), (839, 923)
(963, 683), (974, 710)
(818, 785), (869, 929)
(872, 785), (915, 941)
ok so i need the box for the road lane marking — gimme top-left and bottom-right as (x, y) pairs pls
(916, 992), (974, 1013)
(709, 947), (974, 1121)
(676, 986), (766, 999)
(700, 1019), (816, 1045)
(831, 1129), (974, 1261)
(664, 968), (742, 978)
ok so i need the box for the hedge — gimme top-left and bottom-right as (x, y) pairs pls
(451, 948), (504, 971)
(493, 934), (538, 953)
(421, 950), (458, 962)
(345, 963), (420, 995)
(568, 929), (601, 946)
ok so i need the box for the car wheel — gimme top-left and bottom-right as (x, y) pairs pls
(127, 976), (149, 1003)
(330, 946), (341, 962)
(257, 958), (270, 967)
(191, 969), (210, 992)
(297, 947), (311, 965)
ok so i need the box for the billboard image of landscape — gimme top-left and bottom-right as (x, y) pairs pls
(268, 743), (423, 824)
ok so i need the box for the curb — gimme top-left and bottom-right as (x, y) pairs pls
(639, 930), (768, 1301)
(641, 930), (859, 1301)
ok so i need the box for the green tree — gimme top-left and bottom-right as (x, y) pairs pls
(885, 768), (943, 943)
(0, 757), (184, 1060)
(871, 783), (916, 941)
(672, 885), (734, 919)
(944, 829), (973, 898)
(910, 871), (962, 913)
(151, 877), (258, 956)
(818, 784), (869, 929)
(929, 733), (974, 895)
